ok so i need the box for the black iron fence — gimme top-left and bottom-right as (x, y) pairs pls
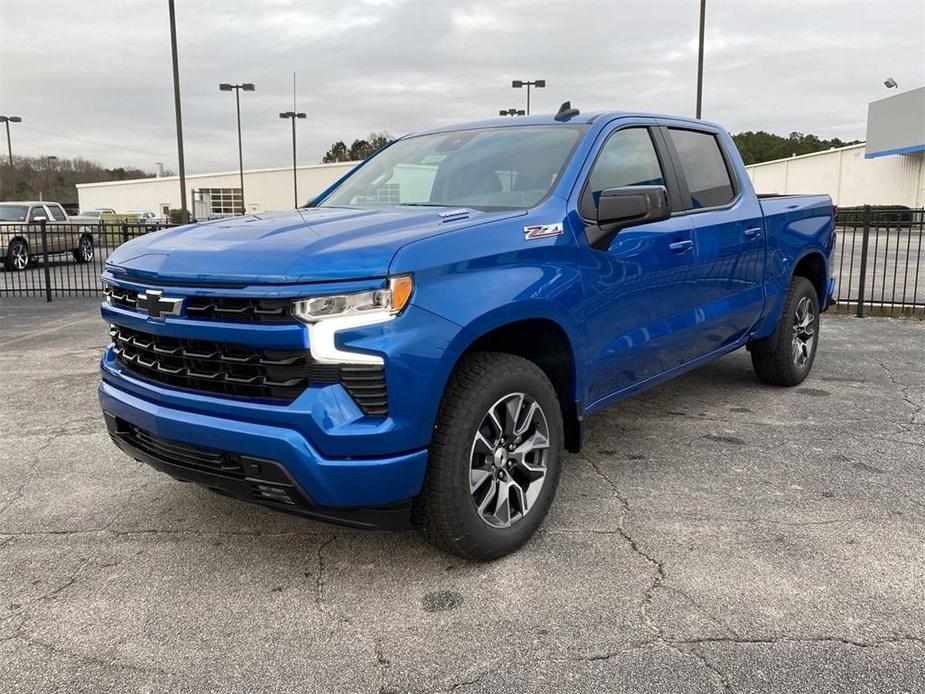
(0, 221), (170, 300)
(832, 207), (924, 318)
(1, 209), (924, 319)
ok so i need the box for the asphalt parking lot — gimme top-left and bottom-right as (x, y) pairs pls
(1, 299), (923, 694)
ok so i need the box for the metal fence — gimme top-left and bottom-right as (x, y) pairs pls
(0, 221), (168, 300)
(831, 207), (924, 318)
(1, 210), (924, 319)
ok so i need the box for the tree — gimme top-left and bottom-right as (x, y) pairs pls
(732, 131), (862, 165)
(0, 154), (156, 203)
(322, 132), (393, 163)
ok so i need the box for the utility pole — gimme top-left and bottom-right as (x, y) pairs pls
(696, 0), (706, 119)
(168, 0), (188, 220)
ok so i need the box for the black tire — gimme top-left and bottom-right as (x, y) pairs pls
(751, 276), (820, 386)
(414, 351), (564, 560)
(73, 235), (94, 263)
(5, 238), (29, 272)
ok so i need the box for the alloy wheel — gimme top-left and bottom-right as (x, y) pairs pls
(468, 392), (550, 528)
(10, 242), (28, 270)
(79, 237), (94, 261)
(791, 295), (816, 368)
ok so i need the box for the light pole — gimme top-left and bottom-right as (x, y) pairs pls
(695, 0), (706, 118)
(219, 82), (255, 214)
(279, 111), (307, 208)
(499, 108), (525, 117)
(511, 79), (545, 115)
(0, 116), (22, 166)
(168, 0), (188, 221)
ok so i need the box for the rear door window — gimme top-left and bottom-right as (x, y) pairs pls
(46, 204), (67, 221)
(668, 129), (735, 209)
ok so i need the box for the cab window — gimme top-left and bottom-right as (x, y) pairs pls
(580, 128), (665, 219)
(668, 129), (736, 209)
(28, 205), (49, 222)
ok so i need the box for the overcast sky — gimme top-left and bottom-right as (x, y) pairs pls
(1, 0), (922, 174)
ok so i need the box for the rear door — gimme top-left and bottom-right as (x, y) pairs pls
(661, 125), (765, 353)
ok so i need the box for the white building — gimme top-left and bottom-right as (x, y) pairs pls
(76, 161), (358, 218)
(746, 86), (925, 207)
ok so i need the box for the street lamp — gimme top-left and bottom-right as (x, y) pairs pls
(0, 115), (22, 166)
(499, 108), (525, 117)
(279, 111), (307, 208)
(511, 79), (545, 115)
(219, 82), (255, 214)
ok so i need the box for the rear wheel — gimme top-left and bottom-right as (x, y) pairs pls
(414, 352), (564, 560)
(751, 276), (820, 386)
(5, 239), (29, 271)
(73, 235), (94, 263)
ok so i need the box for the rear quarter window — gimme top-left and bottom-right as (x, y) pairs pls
(668, 129), (736, 209)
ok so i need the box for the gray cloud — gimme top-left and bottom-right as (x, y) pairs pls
(1, 0), (922, 174)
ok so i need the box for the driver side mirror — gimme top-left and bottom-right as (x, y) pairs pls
(31, 215), (47, 223)
(587, 185), (670, 250)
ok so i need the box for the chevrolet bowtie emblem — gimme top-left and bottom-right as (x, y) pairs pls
(136, 289), (183, 319)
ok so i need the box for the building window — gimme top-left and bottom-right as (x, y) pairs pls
(194, 188), (243, 216)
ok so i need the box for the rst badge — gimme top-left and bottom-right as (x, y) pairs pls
(523, 223), (563, 240)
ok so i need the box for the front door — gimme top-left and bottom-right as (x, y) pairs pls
(576, 124), (702, 405)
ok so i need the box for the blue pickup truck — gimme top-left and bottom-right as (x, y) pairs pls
(99, 104), (835, 559)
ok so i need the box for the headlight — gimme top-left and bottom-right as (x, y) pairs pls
(291, 274), (413, 323)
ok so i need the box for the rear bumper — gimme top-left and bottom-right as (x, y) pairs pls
(99, 380), (428, 529)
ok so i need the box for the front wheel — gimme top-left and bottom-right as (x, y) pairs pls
(751, 276), (820, 386)
(73, 235), (94, 263)
(5, 239), (29, 271)
(414, 352), (564, 560)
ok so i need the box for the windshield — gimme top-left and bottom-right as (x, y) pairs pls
(319, 125), (587, 210)
(0, 205), (29, 222)
(79, 211), (100, 217)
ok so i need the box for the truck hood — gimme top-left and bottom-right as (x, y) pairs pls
(105, 206), (521, 284)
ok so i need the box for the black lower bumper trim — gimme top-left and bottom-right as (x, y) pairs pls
(104, 413), (411, 531)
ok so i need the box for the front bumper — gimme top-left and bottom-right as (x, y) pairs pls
(99, 380), (428, 528)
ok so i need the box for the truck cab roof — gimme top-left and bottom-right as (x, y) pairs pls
(411, 111), (723, 137)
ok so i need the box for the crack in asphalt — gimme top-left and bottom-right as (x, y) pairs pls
(0, 483), (27, 518)
(579, 452), (733, 693)
(14, 633), (169, 676)
(878, 361), (923, 431)
(314, 534), (338, 614)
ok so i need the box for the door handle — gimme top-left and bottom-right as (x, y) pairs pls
(668, 239), (694, 253)
(744, 227), (763, 239)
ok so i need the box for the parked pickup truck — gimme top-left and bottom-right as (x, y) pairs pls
(98, 105), (836, 559)
(1, 201), (96, 271)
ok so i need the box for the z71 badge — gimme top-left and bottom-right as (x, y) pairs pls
(523, 223), (563, 240)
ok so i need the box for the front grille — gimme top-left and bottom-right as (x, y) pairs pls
(104, 285), (294, 324)
(110, 325), (388, 414)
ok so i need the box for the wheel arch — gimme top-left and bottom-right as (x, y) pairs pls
(446, 314), (584, 452)
(792, 250), (827, 305)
